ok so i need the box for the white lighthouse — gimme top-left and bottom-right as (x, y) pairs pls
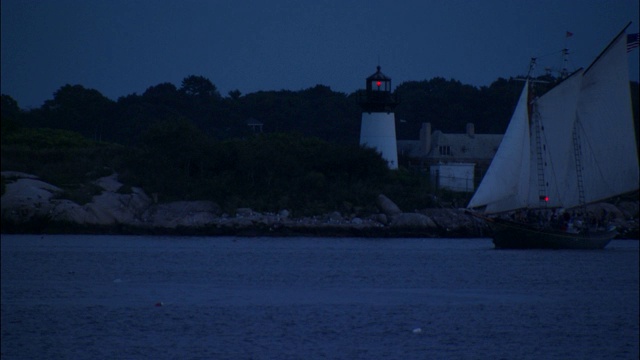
(358, 66), (399, 169)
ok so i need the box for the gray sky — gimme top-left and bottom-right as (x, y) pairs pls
(2, 0), (639, 108)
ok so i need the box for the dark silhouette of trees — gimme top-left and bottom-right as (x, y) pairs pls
(32, 85), (115, 141)
(1, 94), (22, 134)
(180, 75), (221, 99)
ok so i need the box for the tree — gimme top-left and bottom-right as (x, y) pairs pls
(228, 89), (242, 100)
(180, 75), (220, 100)
(143, 82), (179, 101)
(39, 84), (115, 141)
(1, 94), (22, 134)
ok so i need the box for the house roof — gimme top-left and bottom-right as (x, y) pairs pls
(366, 66), (391, 81)
(246, 117), (263, 126)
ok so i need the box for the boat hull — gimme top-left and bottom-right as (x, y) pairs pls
(490, 219), (616, 250)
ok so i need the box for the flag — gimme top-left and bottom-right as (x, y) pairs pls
(566, 31), (573, 38)
(628, 33), (639, 52)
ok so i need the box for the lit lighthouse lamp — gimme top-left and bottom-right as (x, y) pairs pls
(358, 66), (399, 169)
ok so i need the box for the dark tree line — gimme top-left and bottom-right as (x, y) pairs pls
(10, 74), (634, 147)
(8, 73), (615, 147)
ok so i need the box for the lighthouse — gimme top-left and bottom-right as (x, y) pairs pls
(358, 66), (399, 169)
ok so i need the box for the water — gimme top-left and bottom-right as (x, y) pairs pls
(1, 235), (638, 359)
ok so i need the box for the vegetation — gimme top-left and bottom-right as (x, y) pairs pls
(1, 75), (638, 216)
(0, 126), (437, 215)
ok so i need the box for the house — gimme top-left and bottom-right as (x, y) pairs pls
(247, 118), (264, 133)
(397, 123), (503, 192)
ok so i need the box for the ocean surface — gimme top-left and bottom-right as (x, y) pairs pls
(1, 235), (638, 360)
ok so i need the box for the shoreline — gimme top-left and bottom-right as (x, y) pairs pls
(2, 172), (637, 240)
(2, 218), (638, 240)
(0, 216), (487, 238)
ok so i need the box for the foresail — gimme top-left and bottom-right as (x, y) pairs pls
(575, 28), (639, 205)
(467, 82), (530, 213)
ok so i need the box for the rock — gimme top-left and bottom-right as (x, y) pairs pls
(145, 201), (221, 228)
(328, 211), (343, 222)
(49, 199), (98, 224)
(1, 171), (38, 179)
(616, 201), (639, 219)
(390, 213), (437, 228)
(585, 203), (624, 219)
(376, 194), (402, 217)
(371, 213), (388, 225)
(1, 176), (61, 223)
(278, 209), (290, 219)
(420, 208), (488, 234)
(236, 208), (254, 217)
(94, 173), (122, 192)
(84, 192), (126, 225)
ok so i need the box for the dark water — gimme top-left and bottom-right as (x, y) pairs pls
(1, 235), (638, 359)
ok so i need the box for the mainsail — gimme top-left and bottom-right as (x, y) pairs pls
(572, 28), (639, 206)
(468, 25), (639, 214)
(531, 69), (584, 208)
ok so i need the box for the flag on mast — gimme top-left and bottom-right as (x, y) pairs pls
(628, 33), (639, 52)
(565, 31), (573, 38)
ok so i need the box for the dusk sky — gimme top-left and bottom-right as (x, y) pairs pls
(2, 0), (639, 109)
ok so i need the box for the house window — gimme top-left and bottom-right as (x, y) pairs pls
(439, 145), (451, 156)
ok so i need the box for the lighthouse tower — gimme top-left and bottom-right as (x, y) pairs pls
(358, 66), (399, 169)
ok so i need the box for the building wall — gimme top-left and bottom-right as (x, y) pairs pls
(430, 163), (476, 192)
(360, 112), (398, 169)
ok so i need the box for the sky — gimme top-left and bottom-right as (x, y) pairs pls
(2, 0), (639, 109)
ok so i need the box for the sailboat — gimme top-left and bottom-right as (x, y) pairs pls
(467, 23), (639, 249)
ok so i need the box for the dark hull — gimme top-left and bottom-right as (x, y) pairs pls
(490, 219), (616, 249)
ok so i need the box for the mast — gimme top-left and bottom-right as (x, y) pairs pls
(561, 48), (570, 78)
(571, 119), (586, 207)
(525, 58), (550, 208)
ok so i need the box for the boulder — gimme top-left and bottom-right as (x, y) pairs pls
(585, 203), (625, 219)
(278, 209), (290, 219)
(47, 176), (153, 225)
(236, 208), (254, 217)
(94, 173), (122, 192)
(371, 213), (389, 225)
(616, 201), (639, 219)
(376, 194), (402, 217)
(1, 176), (61, 223)
(390, 213), (437, 228)
(49, 199), (99, 224)
(327, 211), (343, 223)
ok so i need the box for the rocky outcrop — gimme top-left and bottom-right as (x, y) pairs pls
(1, 175), (61, 223)
(1, 171), (637, 238)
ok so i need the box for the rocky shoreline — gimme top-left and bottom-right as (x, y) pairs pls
(1, 171), (638, 239)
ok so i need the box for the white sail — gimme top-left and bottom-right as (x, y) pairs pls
(467, 82), (530, 213)
(573, 30), (640, 206)
(532, 69), (584, 208)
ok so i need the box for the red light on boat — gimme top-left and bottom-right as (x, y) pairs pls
(539, 195), (549, 202)
(376, 81), (381, 87)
